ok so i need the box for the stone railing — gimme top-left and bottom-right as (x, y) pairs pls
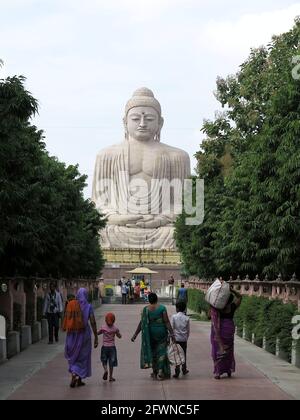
(0, 277), (100, 363)
(187, 274), (300, 310)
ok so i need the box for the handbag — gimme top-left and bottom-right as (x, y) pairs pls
(167, 341), (185, 366)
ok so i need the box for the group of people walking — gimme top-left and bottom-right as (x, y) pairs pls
(58, 282), (242, 388)
(119, 277), (149, 304)
(131, 293), (189, 380)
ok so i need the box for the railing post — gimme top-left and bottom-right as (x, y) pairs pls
(0, 315), (7, 363)
(263, 336), (267, 351)
(242, 323), (247, 340)
(271, 284), (277, 299)
(291, 339), (300, 368)
(276, 337), (280, 357)
(276, 337), (289, 362)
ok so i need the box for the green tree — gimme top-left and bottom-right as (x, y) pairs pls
(0, 75), (105, 277)
(176, 18), (300, 278)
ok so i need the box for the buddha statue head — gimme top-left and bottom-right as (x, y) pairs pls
(123, 87), (164, 142)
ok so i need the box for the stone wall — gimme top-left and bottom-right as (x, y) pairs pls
(0, 278), (99, 363)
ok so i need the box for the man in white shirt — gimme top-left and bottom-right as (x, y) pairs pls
(43, 282), (63, 344)
(121, 283), (128, 304)
(171, 301), (190, 378)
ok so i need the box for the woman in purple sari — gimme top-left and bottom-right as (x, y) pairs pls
(210, 287), (242, 379)
(65, 288), (98, 387)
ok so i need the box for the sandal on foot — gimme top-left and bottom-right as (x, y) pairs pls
(103, 372), (108, 381)
(77, 378), (85, 386)
(109, 377), (116, 382)
(70, 374), (77, 388)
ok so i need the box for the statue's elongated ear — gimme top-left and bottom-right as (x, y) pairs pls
(160, 117), (164, 130)
(123, 116), (129, 140)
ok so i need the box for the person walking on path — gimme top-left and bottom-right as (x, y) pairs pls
(176, 284), (188, 312)
(210, 287), (242, 380)
(43, 282), (63, 344)
(98, 312), (122, 382)
(121, 282), (128, 304)
(98, 278), (105, 303)
(140, 278), (146, 299)
(127, 279), (134, 303)
(168, 276), (175, 300)
(171, 301), (190, 378)
(64, 288), (98, 388)
(134, 283), (141, 301)
(131, 293), (175, 381)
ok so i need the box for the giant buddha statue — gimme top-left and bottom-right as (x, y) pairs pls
(92, 87), (191, 250)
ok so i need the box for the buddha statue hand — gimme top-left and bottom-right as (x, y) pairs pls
(107, 214), (143, 226)
(126, 215), (172, 229)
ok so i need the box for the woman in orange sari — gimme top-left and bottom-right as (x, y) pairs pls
(64, 288), (98, 387)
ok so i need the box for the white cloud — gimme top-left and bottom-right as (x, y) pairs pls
(198, 4), (300, 61)
(0, 13), (76, 51)
(0, 0), (39, 7)
(64, 0), (185, 22)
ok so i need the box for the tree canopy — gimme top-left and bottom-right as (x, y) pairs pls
(175, 18), (300, 279)
(0, 75), (105, 278)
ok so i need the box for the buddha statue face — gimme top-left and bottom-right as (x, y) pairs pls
(125, 106), (163, 142)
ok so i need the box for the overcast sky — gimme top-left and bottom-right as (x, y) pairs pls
(1, 0), (300, 197)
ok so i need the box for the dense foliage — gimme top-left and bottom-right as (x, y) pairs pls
(187, 289), (210, 316)
(234, 296), (297, 360)
(175, 19), (300, 279)
(0, 76), (105, 278)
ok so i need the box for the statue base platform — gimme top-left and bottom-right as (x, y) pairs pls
(103, 248), (181, 265)
(102, 249), (183, 287)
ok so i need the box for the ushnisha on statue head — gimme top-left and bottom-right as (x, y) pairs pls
(123, 87), (164, 143)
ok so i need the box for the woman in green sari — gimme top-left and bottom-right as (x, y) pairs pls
(131, 293), (175, 380)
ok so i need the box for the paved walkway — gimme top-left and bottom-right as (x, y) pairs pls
(1, 304), (299, 400)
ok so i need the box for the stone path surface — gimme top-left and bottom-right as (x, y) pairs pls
(1, 304), (299, 400)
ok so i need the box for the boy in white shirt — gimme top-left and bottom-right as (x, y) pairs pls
(171, 301), (190, 378)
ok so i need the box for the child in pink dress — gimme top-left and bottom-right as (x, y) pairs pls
(98, 312), (122, 382)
